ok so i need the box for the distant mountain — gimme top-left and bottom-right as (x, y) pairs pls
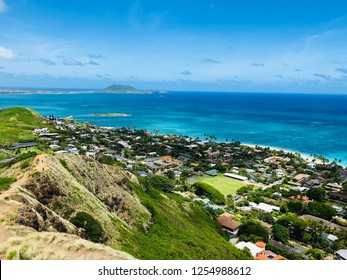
(102, 84), (153, 94)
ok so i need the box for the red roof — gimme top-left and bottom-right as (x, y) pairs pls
(255, 241), (266, 248)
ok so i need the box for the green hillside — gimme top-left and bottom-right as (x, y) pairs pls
(121, 185), (251, 260)
(0, 107), (49, 146)
(0, 108), (251, 260)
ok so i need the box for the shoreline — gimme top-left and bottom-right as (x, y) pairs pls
(240, 142), (346, 167)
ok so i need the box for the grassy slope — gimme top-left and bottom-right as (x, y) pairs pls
(196, 174), (248, 196)
(0, 107), (49, 146)
(0, 108), (251, 260)
(121, 186), (251, 260)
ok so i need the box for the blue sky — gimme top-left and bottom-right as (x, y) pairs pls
(0, 0), (347, 93)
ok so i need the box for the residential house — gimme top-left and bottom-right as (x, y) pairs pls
(10, 142), (37, 150)
(224, 172), (247, 181)
(235, 241), (265, 259)
(290, 195), (312, 203)
(249, 202), (280, 213)
(325, 183), (343, 192)
(330, 192), (347, 203)
(339, 171), (347, 182)
(304, 179), (321, 187)
(335, 249), (347, 260)
(217, 216), (242, 236)
(194, 197), (210, 205)
(137, 171), (148, 177)
(294, 174), (310, 183)
(205, 169), (218, 176)
(236, 241), (284, 260)
(301, 215), (347, 231)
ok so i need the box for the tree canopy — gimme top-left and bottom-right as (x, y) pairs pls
(238, 220), (269, 243)
(308, 202), (336, 221)
(272, 223), (290, 244)
(192, 182), (226, 205)
(147, 175), (174, 192)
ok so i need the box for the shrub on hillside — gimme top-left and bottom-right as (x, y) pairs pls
(192, 182), (226, 205)
(98, 155), (117, 166)
(71, 211), (105, 243)
(147, 175), (174, 192)
(0, 177), (16, 191)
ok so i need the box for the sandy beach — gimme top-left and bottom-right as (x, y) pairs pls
(241, 142), (325, 165)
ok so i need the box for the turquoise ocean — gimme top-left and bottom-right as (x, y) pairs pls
(0, 91), (346, 165)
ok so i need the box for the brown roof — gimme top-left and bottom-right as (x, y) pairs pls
(294, 174), (310, 181)
(158, 156), (182, 165)
(220, 212), (233, 219)
(217, 216), (242, 231)
(290, 195), (312, 203)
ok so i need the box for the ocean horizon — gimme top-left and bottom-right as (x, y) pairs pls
(1, 91), (346, 165)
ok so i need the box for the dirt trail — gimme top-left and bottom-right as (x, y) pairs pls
(33, 154), (48, 173)
(8, 154), (48, 189)
(0, 154), (49, 220)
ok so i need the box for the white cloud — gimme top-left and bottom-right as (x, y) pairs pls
(0, 46), (16, 59)
(0, 0), (6, 13)
(63, 58), (84, 66)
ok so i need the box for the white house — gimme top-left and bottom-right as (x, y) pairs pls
(224, 172), (247, 181)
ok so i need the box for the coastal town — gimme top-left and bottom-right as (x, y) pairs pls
(2, 113), (347, 260)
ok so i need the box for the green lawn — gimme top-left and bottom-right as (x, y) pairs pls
(195, 174), (249, 196)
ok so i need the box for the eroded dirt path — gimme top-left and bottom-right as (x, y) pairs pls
(9, 154), (48, 189)
(0, 154), (49, 221)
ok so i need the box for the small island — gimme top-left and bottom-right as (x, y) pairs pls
(99, 84), (154, 94)
(92, 113), (131, 117)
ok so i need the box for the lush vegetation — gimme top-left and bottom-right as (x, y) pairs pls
(0, 177), (16, 191)
(0, 107), (50, 146)
(238, 220), (269, 243)
(20, 161), (30, 170)
(0, 151), (37, 169)
(272, 223), (290, 244)
(308, 202), (336, 220)
(283, 199), (336, 221)
(0, 152), (11, 160)
(98, 155), (118, 166)
(191, 182), (226, 205)
(120, 184), (251, 260)
(266, 243), (305, 260)
(71, 211), (105, 243)
(277, 213), (307, 240)
(146, 175), (174, 192)
(197, 174), (247, 196)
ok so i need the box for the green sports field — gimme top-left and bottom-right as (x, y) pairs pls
(196, 174), (248, 196)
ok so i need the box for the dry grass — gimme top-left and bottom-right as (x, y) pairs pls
(0, 223), (135, 260)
